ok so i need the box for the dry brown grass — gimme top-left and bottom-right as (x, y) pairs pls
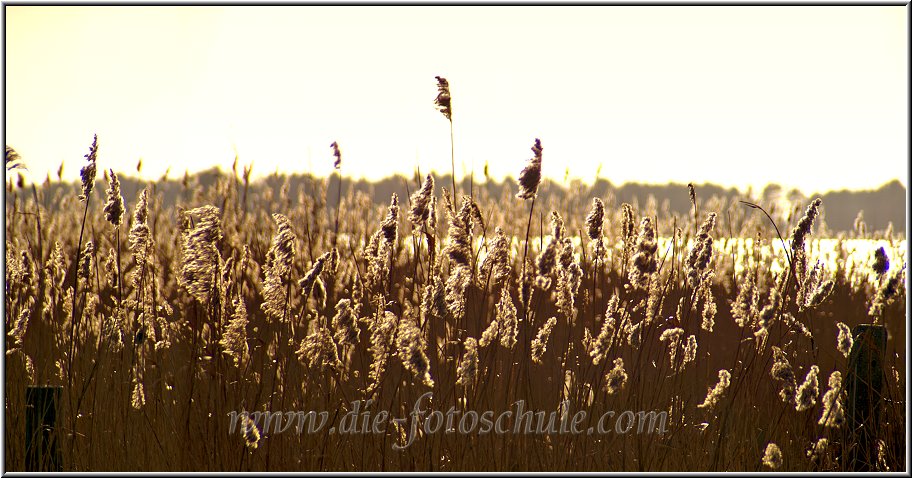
(3, 145), (906, 471)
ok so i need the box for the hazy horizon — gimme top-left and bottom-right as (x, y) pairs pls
(8, 160), (908, 199)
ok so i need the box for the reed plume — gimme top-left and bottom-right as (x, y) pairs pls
(629, 217), (658, 290)
(516, 139), (543, 200)
(79, 134), (98, 201)
(585, 197), (604, 241)
(495, 286), (518, 349)
(807, 438), (828, 465)
(818, 371), (844, 427)
(753, 288), (780, 344)
(731, 271), (755, 327)
(789, 198), (822, 259)
(300, 251), (332, 300)
(331, 298), (360, 350)
(835, 322), (853, 358)
(5, 145), (24, 171)
(790, 198), (823, 247)
(442, 194), (472, 267)
(78, 241), (95, 281)
(408, 174), (435, 228)
(535, 215), (560, 289)
(128, 190), (152, 272)
(771, 346), (797, 404)
(479, 316), (499, 349)
(700, 271), (717, 332)
(659, 327), (684, 368)
(795, 365), (820, 412)
(313, 278), (327, 309)
(260, 213), (296, 320)
(685, 213), (716, 288)
(131, 375), (145, 410)
(530, 316), (557, 364)
(872, 246), (890, 277)
(296, 324), (343, 373)
(456, 337), (479, 386)
(103, 248), (118, 290)
(380, 193), (400, 248)
(804, 278), (835, 310)
(590, 296), (619, 365)
(480, 227), (512, 291)
(331, 141), (342, 170)
(868, 268), (903, 319)
(46, 241), (66, 285)
(443, 196), (477, 320)
(241, 414), (261, 450)
(103, 169), (124, 227)
(697, 369), (731, 410)
(556, 242), (583, 321)
(604, 358), (628, 394)
(178, 205), (222, 304)
(445, 265), (471, 323)
(621, 203), (636, 252)
(220, 295), (250, 367)
(762, 443), (783, 469)
(434, 76), (452, 120)
(396, 316), (434, 387)
(8, 309), (29, 349)
(420, 276), (447, 326)
(681, 335), (698, 369)
(366, 308), (398, 396)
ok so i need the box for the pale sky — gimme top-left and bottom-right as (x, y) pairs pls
(4, 6), (909, 195)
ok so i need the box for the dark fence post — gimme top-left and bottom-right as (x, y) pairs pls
(25, 385), (63, 472)
(845, 324), (886, 472)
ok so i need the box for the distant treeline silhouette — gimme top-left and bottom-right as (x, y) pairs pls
(28, 167), (905, 235)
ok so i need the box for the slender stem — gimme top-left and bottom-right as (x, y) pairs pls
(67, 194), (91, 462)
(333, 167), (343, 249)
(69, 197), (91, 371)
(449, 120), (457, 205)
(738, 201), (792, 272)
(115, 227), (124, 305)
(520, 196), (537, 314)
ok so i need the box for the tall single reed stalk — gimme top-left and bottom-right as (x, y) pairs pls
(66, 135), (98, 463)
(435, 76), (456, 204)
(331, 142), (343, 248)
(516, 138), (543, 312)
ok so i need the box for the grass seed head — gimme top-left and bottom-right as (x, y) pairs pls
(516, 139), (542, 200)
(456, 337), (479, 387)
(604, 358), (628, 394)
(762, 442), (783, 469)
(531, 316), (557, 364)
(795, 365), (820, 412)
(103, 168), (124, 227)
(408, 174), (435, 228)
(434, 75), (452, 121)
(586, 197), (605, 241)
(79, 134), (99, 201)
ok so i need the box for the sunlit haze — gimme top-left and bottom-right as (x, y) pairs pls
(4, 6), (909, 195)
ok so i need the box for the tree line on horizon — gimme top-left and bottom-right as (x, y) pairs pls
(10, 166), (905, 236)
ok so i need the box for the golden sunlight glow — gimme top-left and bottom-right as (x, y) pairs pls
(4, 6), (909, 194)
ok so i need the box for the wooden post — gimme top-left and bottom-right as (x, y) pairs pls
(845, 324), (886, 471)
(25, 385), (62, 472)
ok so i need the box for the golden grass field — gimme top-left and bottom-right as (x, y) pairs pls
(3, 135), (907, 471)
